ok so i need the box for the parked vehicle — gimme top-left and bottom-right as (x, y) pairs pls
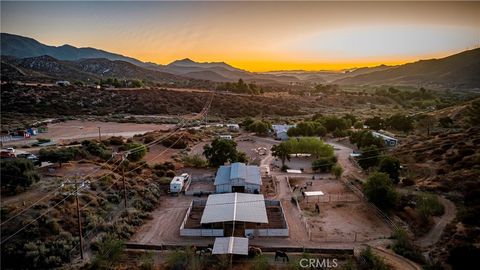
(0, 151), (16, 159)
(17, 153), (41, 166)
(170, 176), (186, 195)
(2, 147), (15, 153)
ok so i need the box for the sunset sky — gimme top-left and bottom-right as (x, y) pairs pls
(1, 1), (479, 71)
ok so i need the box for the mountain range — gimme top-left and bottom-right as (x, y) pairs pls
(1, 33), (479, 90)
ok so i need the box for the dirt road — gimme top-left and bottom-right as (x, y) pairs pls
(415, 195), (457, 248)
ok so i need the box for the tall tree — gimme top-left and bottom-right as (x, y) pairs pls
(364, 172), (398, 211)
(378, 156), (401, 184)
(203, 138), (246, 167)
(271, 143), (291, 167)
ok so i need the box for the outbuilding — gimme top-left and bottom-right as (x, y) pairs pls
(272, 124), (295, 141)
(372, 131), (398, 147)
(214, 162), (261, 193)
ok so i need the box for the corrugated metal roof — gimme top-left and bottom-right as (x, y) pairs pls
(304, 191), (325, 196)
(212, 237), (249, 255)
(200, 193), (268, 224)
(214, 162), (261, 186)
(230, 163), (246, 180)
(272, 124), (295, 133)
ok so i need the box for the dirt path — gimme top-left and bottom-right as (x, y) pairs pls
(415, 195), (456, 248)
(327, 140), (366, 181)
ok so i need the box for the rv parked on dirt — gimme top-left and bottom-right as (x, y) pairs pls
(169, 173), (190, 195)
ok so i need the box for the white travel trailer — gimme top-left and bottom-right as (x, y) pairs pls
(169, 173), (190, 194)
(170, 176), (186, 194)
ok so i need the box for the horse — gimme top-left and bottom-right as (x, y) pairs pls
(248, 246), (263, 257)
(275, 250), (289, 262)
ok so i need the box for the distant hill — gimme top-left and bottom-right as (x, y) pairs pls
(333, 49), (480, 90)
(2, 33), (479, 89)
(1, 33), (147, 67)
(0, 55), (199, 86)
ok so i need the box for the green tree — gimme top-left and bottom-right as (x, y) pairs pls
(343, 113), (357, 126)
(203, 138), (246, 167)
(364, 172), (398, 211)
(364, 116), (384, 131)
(331, 164), (343, 179)
(386, 114), (414, 133)
(322, 116), (349, 132)
(312, 156), (336, 173)
(247, 120), (271, 135)
(288, 121), (327, 137)
(357, 145), (381, 170)
(378, 156), (401, 184)
(271, 143), (291, 167)
(349, 130), (384, 149)
(0, 159), (40, 193)
(39, 148), (75, 167)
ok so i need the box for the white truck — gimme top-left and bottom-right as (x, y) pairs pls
(169, 173), (190, 195)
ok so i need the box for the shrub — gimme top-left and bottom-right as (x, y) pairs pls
(181, 154), (208, 168)
(392, 228), (425, 263)
(312, 156), (336, 172)
(364, 172), (398, 211)
(331, 164), (343, 179)
(378, 156), (401, 184)
(416, 194), (445, 220)
(121, 142), (147, 162)
(359, 246), (389, 270)
(1, 159), (40, 193)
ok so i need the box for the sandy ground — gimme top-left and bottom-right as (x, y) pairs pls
(129, 194), (193, 244)
(4, 120), (174, 146)
(1, 163), (112, 212)
(143, 144), (181, 165)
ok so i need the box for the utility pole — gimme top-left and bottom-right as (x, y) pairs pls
(122, 155), (127, 210)
(74, 178), (84, 260)
(97, 127), (101, 142)
(113, 152), (129, 210)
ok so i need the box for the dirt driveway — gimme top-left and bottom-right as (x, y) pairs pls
(4, 120), (174, 146)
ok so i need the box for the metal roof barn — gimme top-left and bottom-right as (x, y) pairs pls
(200, 193), (268, 224)
(212, 237), (249, 255)
(214, 163), (261, 185)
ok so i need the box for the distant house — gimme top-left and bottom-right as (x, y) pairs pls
(214, 162), (262, 193)
(226, 124), (240, 131)
(272, 124), (295, 141)
(56, 80), (70, 86)
(372, 131), (398, 147)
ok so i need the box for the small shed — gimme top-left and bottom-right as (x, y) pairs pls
(214, 163), (261, 193)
